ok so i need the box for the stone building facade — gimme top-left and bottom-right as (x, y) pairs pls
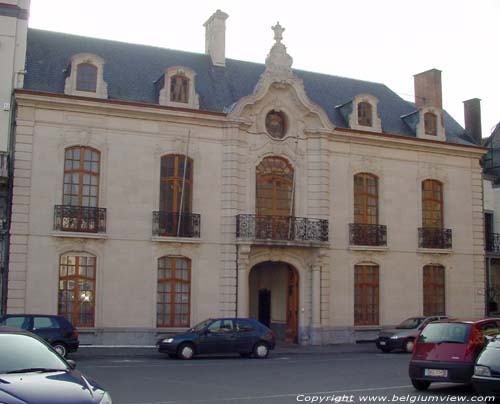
(5, 11), (486, 344)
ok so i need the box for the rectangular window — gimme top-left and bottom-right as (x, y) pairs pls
(354, 265), (379, 325)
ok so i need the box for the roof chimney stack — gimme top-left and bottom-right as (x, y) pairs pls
(414, 68), (442, 109)
(463, 98), (483, 145)
(204, 10), (229, 67)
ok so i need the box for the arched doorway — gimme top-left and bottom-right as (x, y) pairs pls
(249, 261), (299, 343)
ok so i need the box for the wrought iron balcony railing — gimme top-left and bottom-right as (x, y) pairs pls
(418, 227), (452, 249)
(54, 205), (106, 233)
(236, 214), (329, 243)
(486, 233), (500, 253)
(349, 223), (387, 246)
(152, 211), (200, 238)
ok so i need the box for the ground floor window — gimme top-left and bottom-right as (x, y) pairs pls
(423, 265), (445, 316)
(354, 264), (379, 325)
(157, 256), (191, 327)
(58, 254), (96, 327)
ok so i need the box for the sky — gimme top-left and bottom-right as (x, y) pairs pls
(28, 0), (500, 139)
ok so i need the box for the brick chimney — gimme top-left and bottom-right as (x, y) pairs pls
(414, 69), (442, 109)
(463, 98), (482, 145)
(204, 10), (229, 67)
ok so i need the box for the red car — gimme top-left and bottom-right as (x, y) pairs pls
(409, 318), (500, 391)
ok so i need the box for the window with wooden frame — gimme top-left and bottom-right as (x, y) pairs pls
(423, 265), (445, 316)
(170, 75), (190, 103)
(424, 112), (437, 136)
(58, 254), (96, 327)
(63, 146), (100, 207)
(76, 63), (98, 92)
(422, 179), (443, 228)
(157, 256), (191, 327)
(354, 173), (378, 225)
(357, 102), (373, 127)
(354, 264), (379, 325)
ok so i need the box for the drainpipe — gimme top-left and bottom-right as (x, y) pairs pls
(235, 244), (239, 317)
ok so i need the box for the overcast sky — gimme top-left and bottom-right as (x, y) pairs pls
(28, 0), (499, 139)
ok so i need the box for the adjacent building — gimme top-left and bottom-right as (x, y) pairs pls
(4, 9), (487, 344)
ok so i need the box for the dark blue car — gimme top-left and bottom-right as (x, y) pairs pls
(157, 318), (276, 359)
(0, 326), (111, 404)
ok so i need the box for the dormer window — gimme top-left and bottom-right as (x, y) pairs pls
(424, 112), (437, 136)
(357, 102), (373, 127)
(64, 53), (108, 99)
(76, 64), (97, 92)
(158, 66), (199, 110)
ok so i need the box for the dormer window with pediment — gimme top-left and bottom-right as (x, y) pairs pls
(401, 107), (445, 141)
(64, 53), (108, 99)
(159, 66), (200, 109)
(340, 94), (382, 133)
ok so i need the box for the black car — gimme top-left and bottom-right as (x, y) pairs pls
(0, 314), (79, 357)
(472, 337), (500, 396)
(157, 318), (276, 359)
(0, 326), (111, 404)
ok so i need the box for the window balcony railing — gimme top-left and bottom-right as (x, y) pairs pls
(236, 214), (329, 243)
(0, 151), (8, 181)
(54, 205), (106, 233)
(152, 211), (200, 238)
(486, 233), (500, 253)
(349, 223), (387, 247)
(418, 227), (452, 249)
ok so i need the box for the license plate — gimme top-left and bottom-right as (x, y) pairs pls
(424, 368), (448, 377)
(379, 341), (386, 346)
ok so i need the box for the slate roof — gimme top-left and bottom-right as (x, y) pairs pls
(24, 28), (476, 146)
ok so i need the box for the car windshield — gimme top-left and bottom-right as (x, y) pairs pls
(396, 317), (424, 329)
(417, 322), (470, 343)
(0, 334), (68, 374)
(192, 319), (213, 332)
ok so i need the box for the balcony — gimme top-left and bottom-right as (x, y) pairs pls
(418, 227), (452, 249)
(486, 233), (500, 253)
(54, 205), (106, 233)
(236, 214), (329, 244)
(0, 151), (8, 182)
(349, 223), (387, 247)
(152, 211), (200, 238)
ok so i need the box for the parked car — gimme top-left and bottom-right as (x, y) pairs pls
(472, 336), (500, 396)
(409, 318), (500, 391)
(157, 318), (276, 359)
(376, 316), (448, 353)
(0, 326), (111, 404)
(0, 314), (79, 357)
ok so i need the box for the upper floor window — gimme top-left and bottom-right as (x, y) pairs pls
(354, 264), (379, 326)
(354, 173), (378, 225)
(357, 102), (373, 127)
(76, 63), (97, 92)
(424, 112), (438, 136)
(63, 146), (100, 207)
(160, 154), (193, 214)
(423, 265), (445, 316)
(170, 75), (190, 103)
(422, 179), (443, 228)
(158, 66), (199, 109)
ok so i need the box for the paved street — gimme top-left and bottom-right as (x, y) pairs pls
(70, 346), (491, 404)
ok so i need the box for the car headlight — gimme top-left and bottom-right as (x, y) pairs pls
(390, 335), (399, 339)
(474, 365), (491, 377)
(162, 338), (174, 343)
(99, 392), (112, 404)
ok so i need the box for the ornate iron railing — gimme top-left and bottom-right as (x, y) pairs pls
(152, 211), (200, 238)
(349, 223), (387, 246)
(418, 227), (452, 249)
(54, 205), (106, 233)
(486, 233), (500, 253)
(236, 214), (329, 242)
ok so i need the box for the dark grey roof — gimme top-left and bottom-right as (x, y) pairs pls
(24, 28), (475, 146)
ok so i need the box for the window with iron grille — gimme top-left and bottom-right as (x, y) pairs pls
(354, 173), (378, 225)
(58, 254), (96, 327)
(424, 112), (437, 136)
(357, 102), (373, 127)
(63, 146), (100, 207)
(354, 264), (379, 325)
(422, 179), (443, 228)
(157, 256), (191, 327)
(76, 63), (98, 92)
(423, 265), (445, 316)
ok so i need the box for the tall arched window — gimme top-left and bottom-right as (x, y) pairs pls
(58, 254), (96, 327)
(358, 102), (373, 127)
(354, 173), (378, 225)
(424, 112), (437, 136)
(63, 146), (100, 207)
(354, 264), (379, 325)
(423, 265), (445, 315)
(422, 179), (443, 228)
(170, 75), (190, 103)
(76, 63), (98, 92)
(157, 256), (191, 327)
(159, 154), (193, 236)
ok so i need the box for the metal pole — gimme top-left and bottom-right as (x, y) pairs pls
(177, 131), (190, 237)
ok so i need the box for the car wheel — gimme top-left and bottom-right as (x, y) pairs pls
(52, 342), (67, 358)
(380, 346), (392, 353)
(404, 339), (415, 353)
(411, 379), (431, 391)
(253, 342), (269, 359)
(177, 343), (195, 360)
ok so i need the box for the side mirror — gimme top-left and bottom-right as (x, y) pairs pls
(66, 359), (77, 370)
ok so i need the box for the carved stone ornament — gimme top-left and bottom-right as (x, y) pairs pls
(265, 110), (287, 138)
(265, 22), (293, 76)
